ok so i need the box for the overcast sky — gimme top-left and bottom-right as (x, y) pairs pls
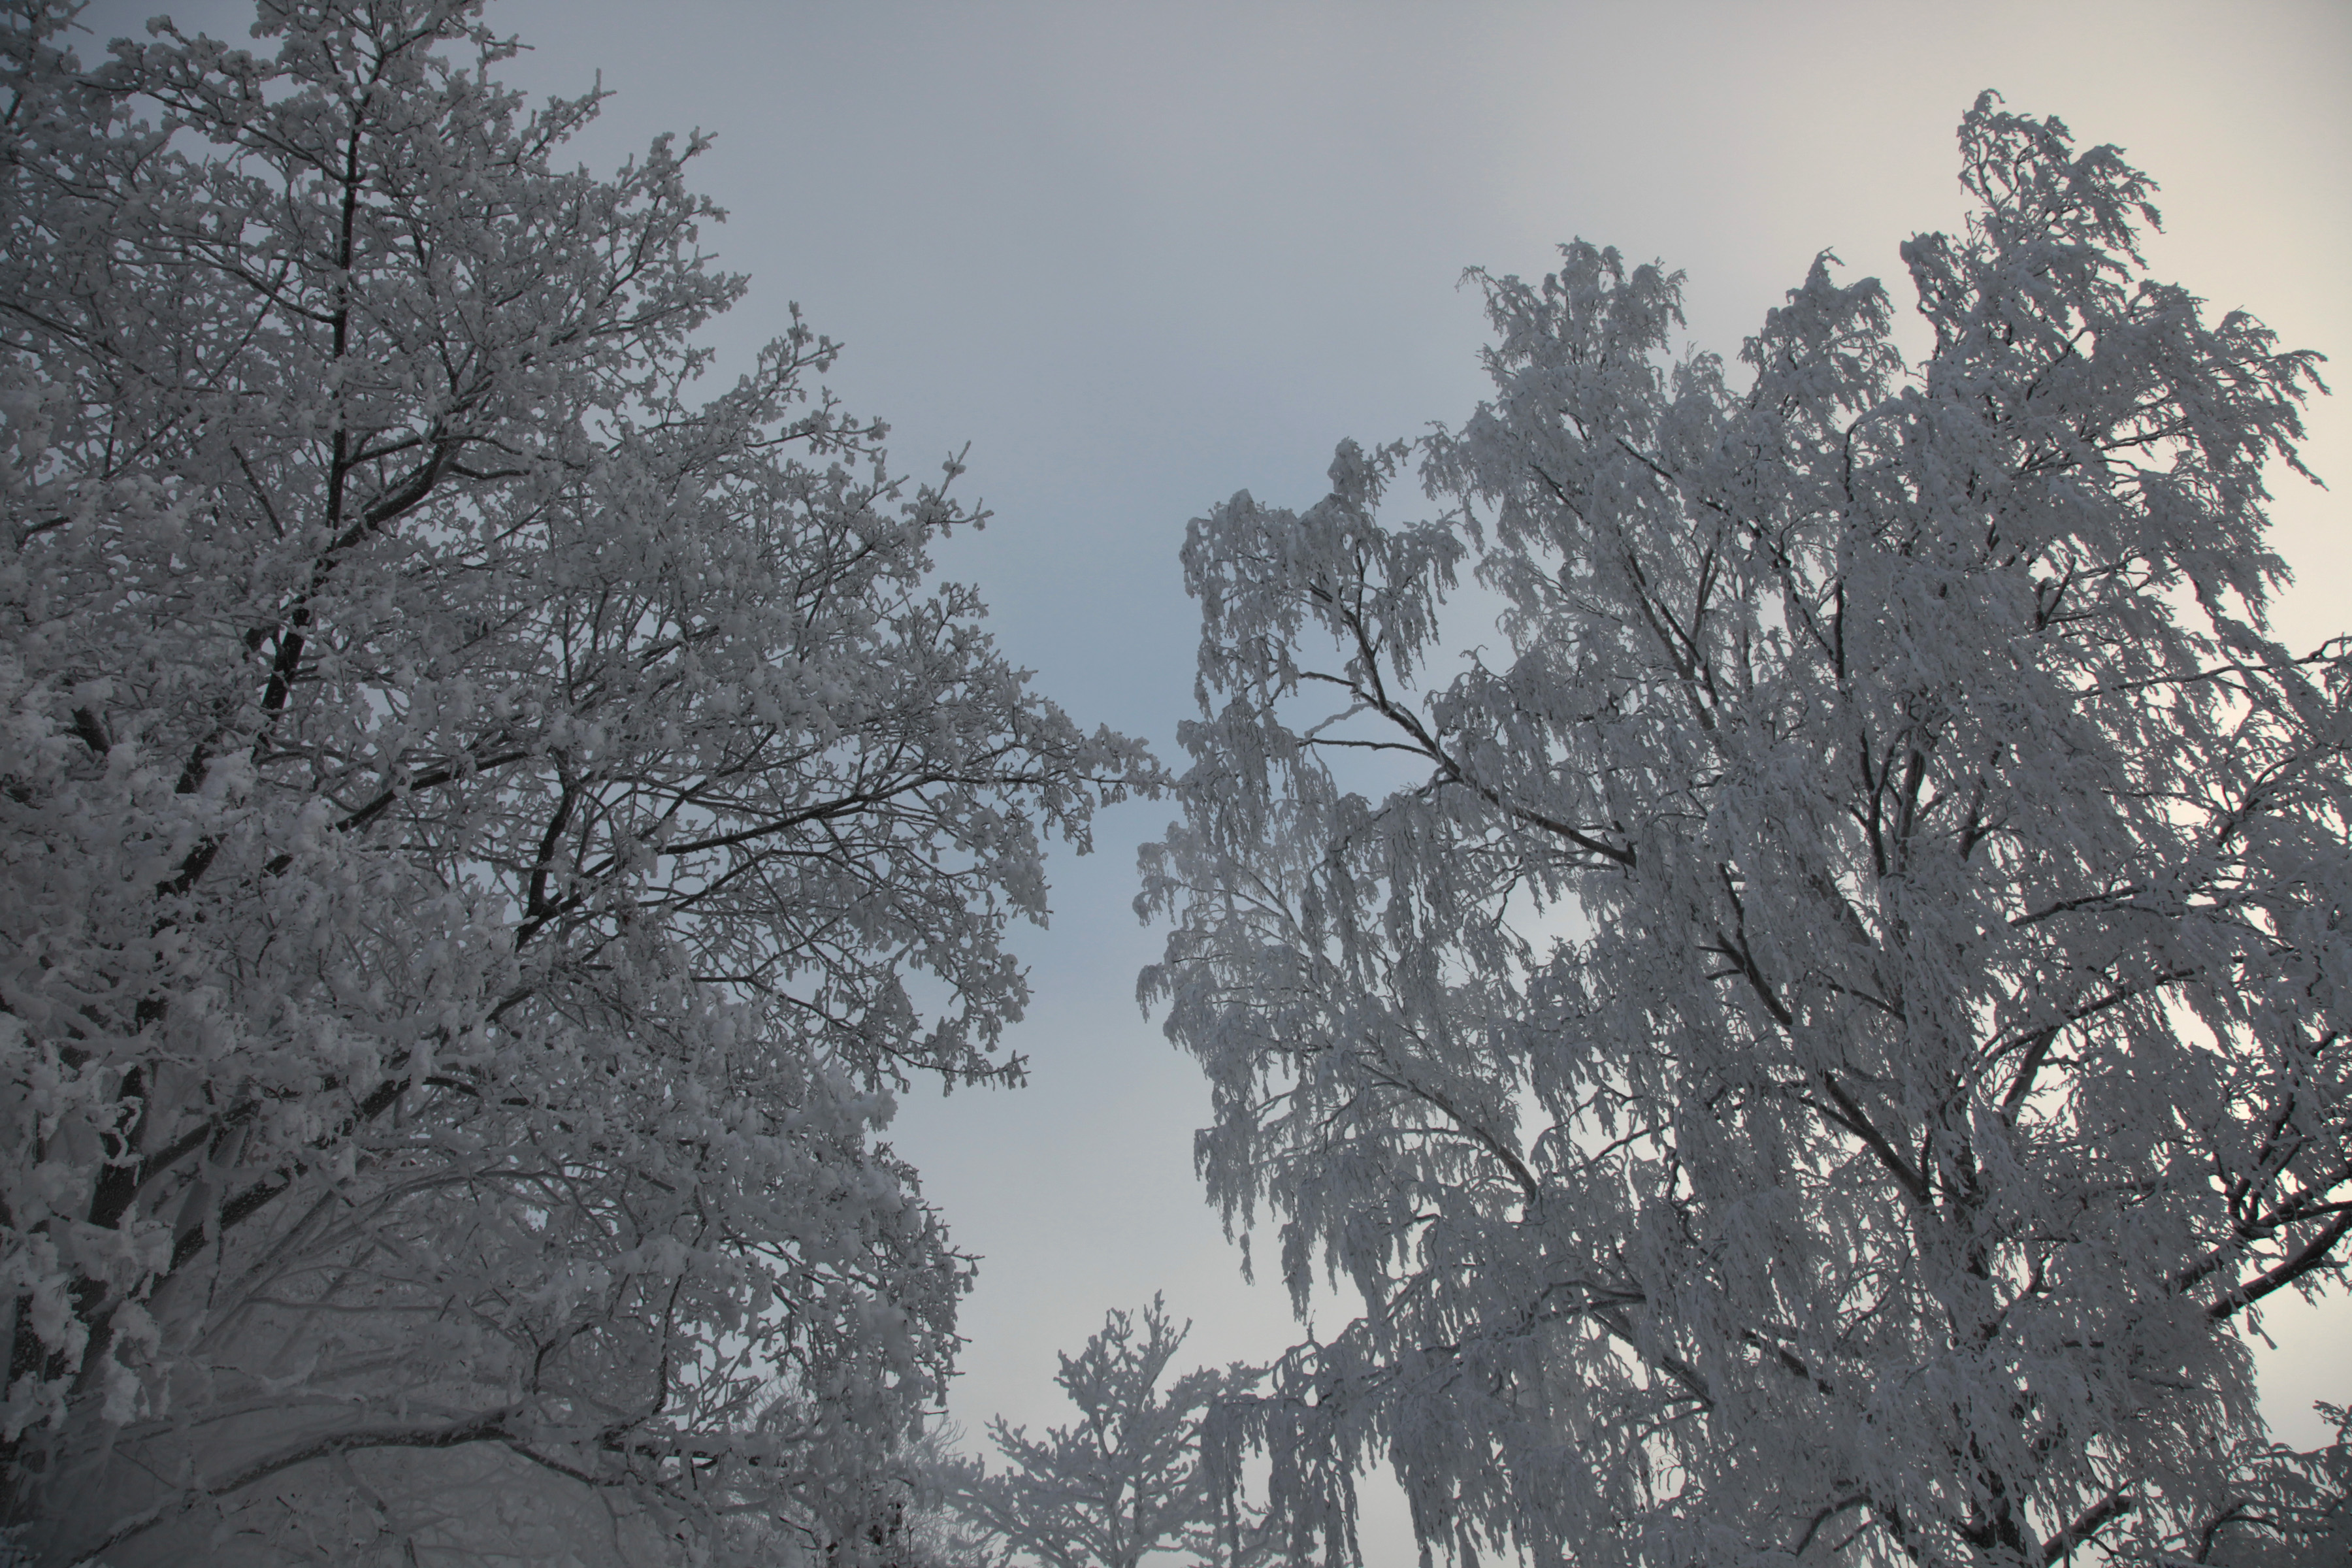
(79, 0), (2352, 1553)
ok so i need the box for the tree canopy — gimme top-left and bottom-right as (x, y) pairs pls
(1143, 94), (2349, 1566)
(0, 2), (1154, 1560)
(951, 1296), (1271, 1568)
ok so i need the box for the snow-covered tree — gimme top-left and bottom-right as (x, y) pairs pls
(2190, 1407), (2350, 1567)
(1140, 94), (2349, 1566)
(0, 2), (1156, 1561)
(951, 1298), (1272, 1568)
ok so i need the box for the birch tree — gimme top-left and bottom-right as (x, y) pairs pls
(0, 2), (1156, 1561)
(1141, 95), (2349, 1566)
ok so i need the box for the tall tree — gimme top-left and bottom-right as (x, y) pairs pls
(0, 2), (1156, 1561)
(1141, 95), (2349, 1565)
(951, 1298), (1271, 1568)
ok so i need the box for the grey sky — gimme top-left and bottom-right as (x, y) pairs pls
(73, 0), (2352, 1553)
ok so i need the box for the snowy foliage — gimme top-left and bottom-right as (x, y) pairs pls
(0, 2), (1156, 1560)
(1141, 96), (2349, 1566)
(951, 1297), (1274, 1568)
(2193, 1406), (2349, 1566)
